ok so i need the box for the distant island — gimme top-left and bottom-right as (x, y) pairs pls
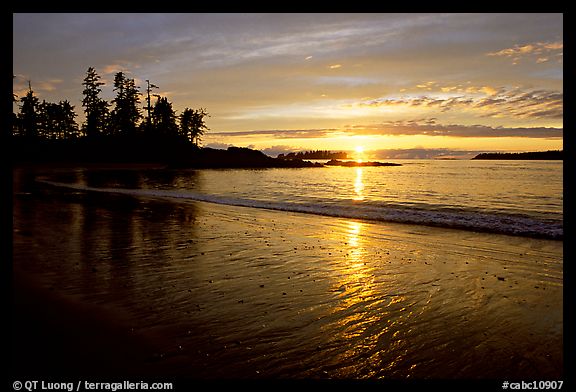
(277, 150), (348, 160)
(472, 150), (563, 160)
(325, 159), (402, 167)
(174, 147), (325, 169)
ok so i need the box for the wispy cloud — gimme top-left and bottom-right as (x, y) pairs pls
(352, 86), (563, 120)
(209, 128), (338, 139)
(344, 119), (563, 139)
(373, 148), (484, 160)
(12, 75), (64, 98)
(208, 119), (561, 142)
(102, 61), (139, 75)
(487, 41), (563, 64)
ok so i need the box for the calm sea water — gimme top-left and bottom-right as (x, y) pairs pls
(13, 160), (563, 379)
(41, 160), (563, 240)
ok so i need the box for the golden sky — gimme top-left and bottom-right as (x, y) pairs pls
(13, 13), (563, 158)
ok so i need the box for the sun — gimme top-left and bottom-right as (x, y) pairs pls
(354, 146), (365, 163)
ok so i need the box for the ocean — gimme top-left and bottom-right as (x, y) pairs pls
(12, 160), (563, 379)
(38, 159), (563, 240)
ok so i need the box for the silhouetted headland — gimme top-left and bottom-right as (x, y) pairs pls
(278, 150), (348, 160)
(11, 138), (324, 169)
(325, 159), (402, 167)
(472, 150), (563, 160)
(174, 146), (324, 168)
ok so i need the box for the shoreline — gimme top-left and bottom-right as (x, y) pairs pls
(12, 191), (563, 379)
(12, 164), (563, 379)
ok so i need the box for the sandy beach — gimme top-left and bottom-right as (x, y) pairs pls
(12, 168), (563, 379)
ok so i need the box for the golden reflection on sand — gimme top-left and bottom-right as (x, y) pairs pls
(328, 220), (375, 305)
(325, 220), (416, 376)
(330, 222), (378, 350)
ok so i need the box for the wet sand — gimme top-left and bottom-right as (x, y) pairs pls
(12, 267), (181, 377)
(12, 169), (563, 379)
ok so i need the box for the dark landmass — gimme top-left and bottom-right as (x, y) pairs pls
(174, 146), (324, 168)
(11, 138), (323, 169)
(278, 150), (348, 160)
(11, 137), (404, 169)
(325, 159), (402, 167)
(472, 150), (563, 160)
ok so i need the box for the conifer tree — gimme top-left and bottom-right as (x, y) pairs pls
(180, 108), (209, 146)
(82, 67), (109, 138)
(18, 82), (39, 139)
(12, 76), (19, 137)
(151, 97), (179, 139)
(37, 100), (79, 139)
(110, 72), (141, 137)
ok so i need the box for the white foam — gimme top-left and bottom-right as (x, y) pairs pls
(39, 180), (563, 240)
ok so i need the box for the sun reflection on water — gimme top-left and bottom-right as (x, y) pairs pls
(354, 168), (364, 201)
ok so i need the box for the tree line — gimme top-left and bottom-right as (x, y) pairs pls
(12, 67), (208, 146)
(277, 150), (348, 160)
(472, 150), (563, 160)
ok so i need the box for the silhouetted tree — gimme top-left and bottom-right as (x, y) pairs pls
(151, 97), (179, 139)
(110, 72), (141, 137)
(18, 82), (39, 139)
(12, 67), (213, 164)
(37, 100), (79, 139)
(143, 79), (159, 131)
(82, 67), (109, 138)
(179, 108), (194, 142)
(12, 76), (19, 137)
(180, 108), (209, 146)
(12, 75), (18, 103)
(37, 100), (54, 139)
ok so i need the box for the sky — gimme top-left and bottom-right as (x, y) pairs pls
(13, 13), (563, 158)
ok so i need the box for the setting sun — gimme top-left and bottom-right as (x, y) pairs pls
(355, 146), (364, 154)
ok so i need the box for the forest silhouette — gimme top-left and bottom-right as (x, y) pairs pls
(11, 67), (217, 166)
(11, 67), (330, 168)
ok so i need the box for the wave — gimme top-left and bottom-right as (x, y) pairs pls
(39, 180), (563, 240)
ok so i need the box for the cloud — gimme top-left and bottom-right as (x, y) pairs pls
(344, 119), (563, 139)
(487, 41), (563, 64)
(314, 76), (379, 87)
(12, 76), (64, 99)
(35, 79), (64, 92)
(205, 142), (234, 150)
(207, 119), (561, 143)
(373, 148), (484, 160)
(209, 128), (338, 139)
(101, 61), (140, 76)
(259, 145), (303, 157)
(353, 87), (563, 119)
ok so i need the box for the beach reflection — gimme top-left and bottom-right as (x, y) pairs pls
(324, 220), (385, 375)
(320, 219), (419, 377)
(13, 167), (564, 379)
(346, 221), (363, 264)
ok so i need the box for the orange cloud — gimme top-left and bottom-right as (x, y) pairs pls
(487, 41), (563, 64)
(352, 87), (562, 120)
